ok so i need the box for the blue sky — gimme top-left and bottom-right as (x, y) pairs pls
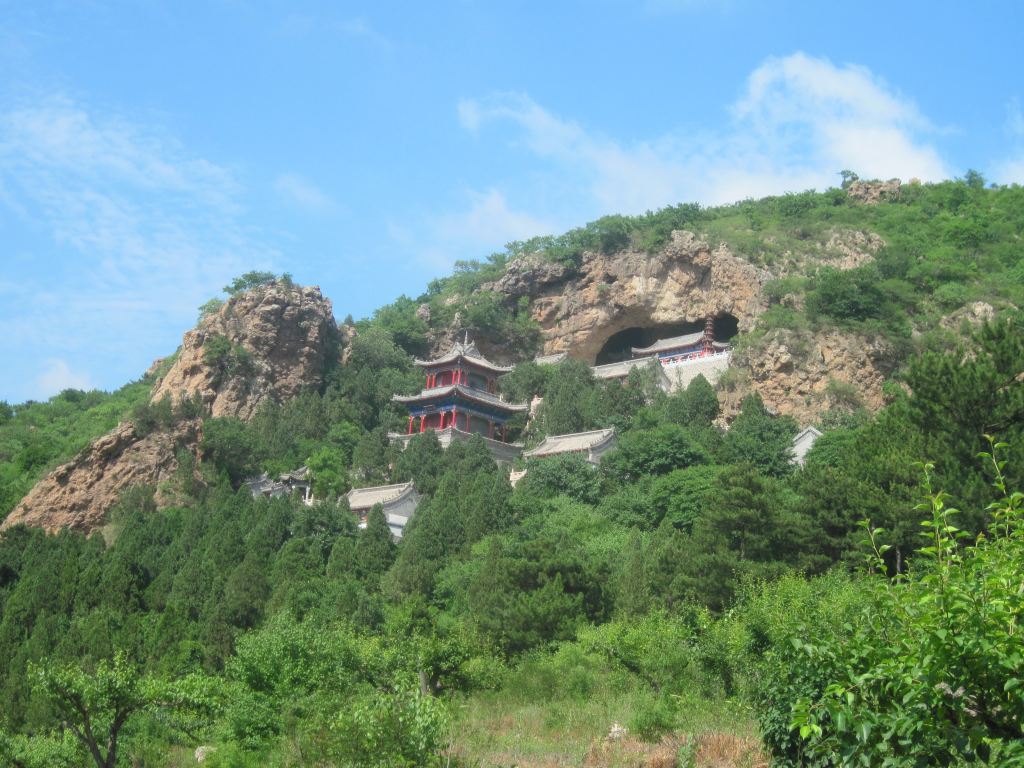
(1, 0), (1022, 402)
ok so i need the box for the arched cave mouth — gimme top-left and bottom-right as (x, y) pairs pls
(594, 314), (739, 365)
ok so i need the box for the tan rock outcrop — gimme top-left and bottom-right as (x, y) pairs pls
(2, 419), (201, 534)
(5, 282), (339, 534)
(847, 178), (901, 204)
(720, 329), (894, 424)
(526, 231), (768, 363)
(151, 283), (338, 419)
(821, 228), (884, 270)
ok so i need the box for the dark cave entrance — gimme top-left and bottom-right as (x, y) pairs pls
(594, 314), (739, 365)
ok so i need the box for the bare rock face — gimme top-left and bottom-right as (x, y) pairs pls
(940, 301), (997, 331)
(847, 178), (901, 204)
(2, 420), (201, 534)
(529, 230), (768, 362)
(720, 329), (895, 425)
(151, 283), (338, 420)
(821, 228), (885, 270)
(5, 282), (338, 535)
(494, 256), (569, 297)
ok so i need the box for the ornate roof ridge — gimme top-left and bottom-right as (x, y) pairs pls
(630, 330), (708, 355)
(392, 384), (528, 410)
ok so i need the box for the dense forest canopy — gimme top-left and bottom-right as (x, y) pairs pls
(1, 178), (1022, 767)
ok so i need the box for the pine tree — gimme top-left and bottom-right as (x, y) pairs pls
(355, 505), (396, 587)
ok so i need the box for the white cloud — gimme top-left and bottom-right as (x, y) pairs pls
(1007, 98), (1024, 137)
(274, 172), (336, 213)
(393, 188), (558, 271)
(280, 13), (392, 51)
(456, 52), (951, 216)
(336, 17), (392, 50)
(36, 359), (93, 398)
(0, 95), (275, 400)
(642, 0), (734, 13)
(994, 99), (1024, 184)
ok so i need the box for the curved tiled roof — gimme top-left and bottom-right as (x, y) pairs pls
(346, 481), (417, 511)
(413, 340), (514, 373)
(392, 384), (528, 411)
(631, 331), (707, 356)
(534, 352), (569, 365)
(591, 356), (660, 379)
(523, 427), (616, 458)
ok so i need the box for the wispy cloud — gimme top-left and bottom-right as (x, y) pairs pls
(392, 188), (557, 271)
(279, 13), (393, 51)
(336, 16), (393, 50)
(35, 358), (93, 398)
(274, 172), (337, 213)
(642, 0), (735, 13)
(994, 98), (1024, 184)
(0, 94), (275, 400)
(456, 52), (950, 217)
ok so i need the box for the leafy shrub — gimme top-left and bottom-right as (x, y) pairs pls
(629, 693), (677, 742)
(223, 271), (278, 295)
(790, 449), (1024, 766)
(330, 691), (449, 767)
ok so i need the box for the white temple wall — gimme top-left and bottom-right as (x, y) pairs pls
(665, 353), (731, 393)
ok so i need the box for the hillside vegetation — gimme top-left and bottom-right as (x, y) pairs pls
(0, 177), (1022, 767)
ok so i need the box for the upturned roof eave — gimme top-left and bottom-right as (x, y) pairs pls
(392, 384), (528, 412)
(412, 353), (514, 373)
(523, 427), (616, 457)
(630, 330), (708, 355)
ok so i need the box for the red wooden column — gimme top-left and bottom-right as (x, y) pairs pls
(407, 416), (414, 435)
(420, 415), (427, 433)
(488, 420), (494, 439)
(452, 408), (458, 430)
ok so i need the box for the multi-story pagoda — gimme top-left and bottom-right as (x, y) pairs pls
(389, 336), (526, 463)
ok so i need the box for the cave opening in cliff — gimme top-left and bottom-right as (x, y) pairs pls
(593, 314), (739, 365)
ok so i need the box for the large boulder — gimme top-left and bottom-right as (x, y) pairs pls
(151, 283), (339, 419)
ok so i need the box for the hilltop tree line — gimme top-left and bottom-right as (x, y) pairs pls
(0, 307), (1020, 765)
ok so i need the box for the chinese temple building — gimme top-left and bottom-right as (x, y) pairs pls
(628, 318), (732, 392)
(244, 466), (314, 505)
(523, 427), (618, 465)
(591, 356), (671, 389)
(791, 426), (823, 466)
(389, 337), (527, 463)
(347, 481), (422, 538)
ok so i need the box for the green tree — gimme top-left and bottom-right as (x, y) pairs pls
(306, 445), (350, 499)
(356, 505), (396, 587)
(603, 424), (708, 483)
(720, 394), (797, 478)
(31, 653), (218, 768)
(200, 417), (257, 485)
(790, 451), (1024, 766)
(223, 271), (278, 295)
(538, 359), (602, 435)
(515, 454), (602, 506)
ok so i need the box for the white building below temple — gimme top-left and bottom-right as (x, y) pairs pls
(347, 481), (422, 538)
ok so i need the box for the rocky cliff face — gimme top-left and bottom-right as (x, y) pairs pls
(475, 229), (892, 425)
(151, 284), (338, 420)
(5, 282), (338, 534)
(2, 420), (201, 533)
(719, 329), (895, 425)
(495, 231), (768, 362)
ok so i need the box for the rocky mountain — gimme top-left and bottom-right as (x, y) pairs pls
(150, 283), (339, 420)
(474, 227), (890, 424)
(1, 420), (201, 534)
(2, 282), (339, 534)
(8, 179), (1020, 535)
